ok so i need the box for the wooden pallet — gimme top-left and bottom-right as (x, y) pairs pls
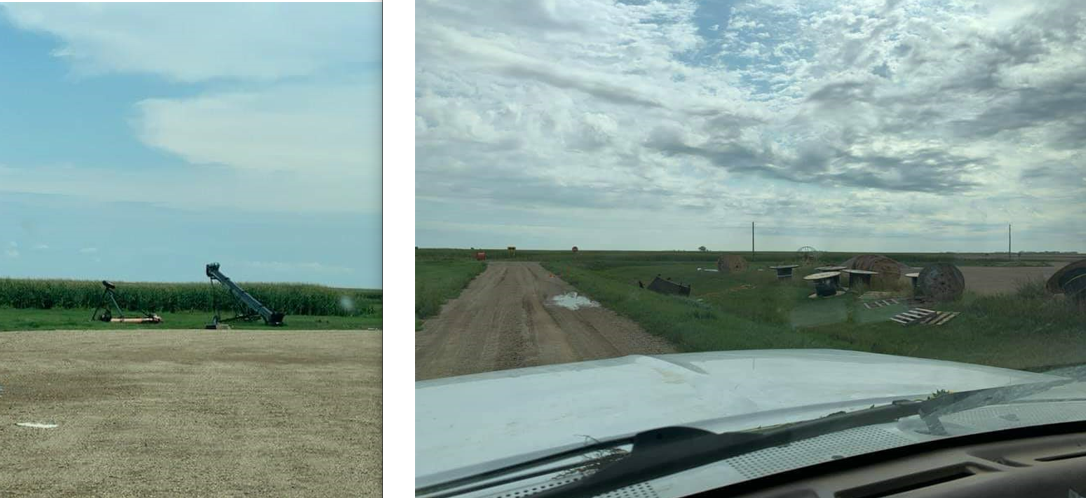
(924, 311), (961, 326)
(863, 298), (900, 309)
(890, 308), (960, 326)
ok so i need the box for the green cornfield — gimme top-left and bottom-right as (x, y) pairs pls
(0, 279), (381, 318)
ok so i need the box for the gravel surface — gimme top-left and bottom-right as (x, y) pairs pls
(0, 329), (381, 497)
(416, 262), (676, 381)
(959, 264), (1066, 295)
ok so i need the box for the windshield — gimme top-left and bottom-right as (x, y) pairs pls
(415, 0), (1086, 495)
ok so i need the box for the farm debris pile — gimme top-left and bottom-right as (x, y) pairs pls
(548, 292), (600, 310)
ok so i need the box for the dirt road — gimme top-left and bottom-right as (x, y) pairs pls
(0, 329), (381, 497)
(416, 262), (675, 380)
(959, 263), (1066, 295)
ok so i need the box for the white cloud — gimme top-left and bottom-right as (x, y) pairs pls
(133, 82), (381, 179)
(416, 0), (1086, 251)
(32, 244), (48, 250)
(0, 3), (380, 83)
(5, 242), (19, 258)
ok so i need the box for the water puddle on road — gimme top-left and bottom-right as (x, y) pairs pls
(548, 292), (600, 311)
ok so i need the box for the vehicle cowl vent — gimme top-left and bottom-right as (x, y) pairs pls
(489, 478), (659, 498)
(836, 464), (987, 498)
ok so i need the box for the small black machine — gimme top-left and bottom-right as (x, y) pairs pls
(91, 280), (163, 324)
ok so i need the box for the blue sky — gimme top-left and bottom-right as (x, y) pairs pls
(416, 0), (1085, 253)
(0, 3), (381, 288)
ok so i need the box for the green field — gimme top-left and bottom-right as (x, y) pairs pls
(0, 278), (382, 330)
(0, 308), (379, 331)
(416, 249), (1084, 371)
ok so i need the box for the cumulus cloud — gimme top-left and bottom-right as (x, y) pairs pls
(416, 0), (1086, 250)
(134, 82), (381, 177)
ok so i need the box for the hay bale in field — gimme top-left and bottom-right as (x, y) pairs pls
(842, 254), (905, 289)
(716, 254), (749, 273)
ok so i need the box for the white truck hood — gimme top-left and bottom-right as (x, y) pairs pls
(417, 349), (1068, 486)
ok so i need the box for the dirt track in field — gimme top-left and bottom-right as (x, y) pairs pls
(416, 262), (676, 381)
(0, 329), (381, 497)
(960, 263), (1067, 295)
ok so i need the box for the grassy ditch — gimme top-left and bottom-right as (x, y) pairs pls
(415, 259), (486, 325)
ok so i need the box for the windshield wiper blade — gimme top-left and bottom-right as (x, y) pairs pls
(415, 434), (637, 497)
(530, 400), (923, 498)
(530, 379), (1072, 498)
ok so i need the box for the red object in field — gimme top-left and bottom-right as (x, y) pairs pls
(476, 251), (486, 261)
(572, 246), (579, 253)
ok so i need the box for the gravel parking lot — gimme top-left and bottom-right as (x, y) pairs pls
(0, 329), (381, 497)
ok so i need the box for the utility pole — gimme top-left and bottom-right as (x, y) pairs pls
(1008, 223), (1012, 260)
(751, 221), (755, 258)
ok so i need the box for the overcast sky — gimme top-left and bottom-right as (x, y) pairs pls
(0, 3), (381, 287)
(416, 0), (1084, 253)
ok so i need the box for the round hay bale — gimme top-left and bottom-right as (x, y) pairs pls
(917, 263), (965, 302)
(847, 254), (903, 289)
(717, 254), (749, 273)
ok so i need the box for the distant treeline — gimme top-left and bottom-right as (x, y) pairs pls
(414, 248), (1052, 267)
(0, 279), (382, 317)
(415, 247), (936, 263)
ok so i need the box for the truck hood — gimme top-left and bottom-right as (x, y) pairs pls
(416, 349), (1067, 484)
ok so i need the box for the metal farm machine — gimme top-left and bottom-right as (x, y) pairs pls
(204, 262), (285, 328)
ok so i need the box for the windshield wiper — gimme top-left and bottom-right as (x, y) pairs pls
(418, 379), (1071, 498)
(530, 379), (1071, 498)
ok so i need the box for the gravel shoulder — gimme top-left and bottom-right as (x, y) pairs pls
(416, 262), (675, 380)
(0, 329), (381, 497)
